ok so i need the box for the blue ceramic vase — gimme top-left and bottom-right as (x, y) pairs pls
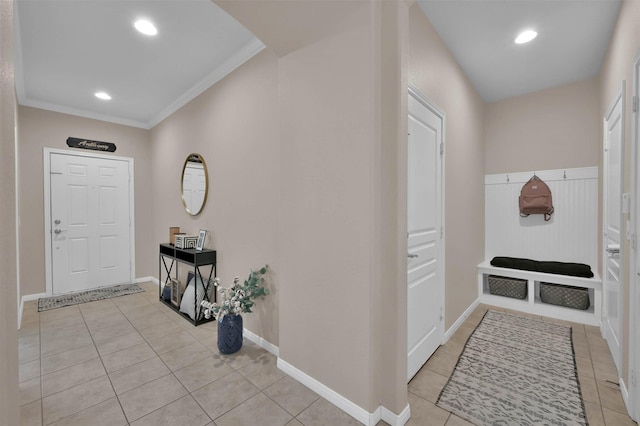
(217, 314), (243, 354)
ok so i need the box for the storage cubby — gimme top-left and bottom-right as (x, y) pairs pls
(478, 261), (601, 326)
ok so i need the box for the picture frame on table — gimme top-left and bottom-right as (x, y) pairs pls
(170, 278), (180, 306)
(196, 229), (207, 251)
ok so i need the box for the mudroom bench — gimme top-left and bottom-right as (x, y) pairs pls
(477, 260), (602, 326)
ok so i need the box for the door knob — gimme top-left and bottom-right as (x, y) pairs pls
(606, 244), (620, 254)
(408, 253), (419, 259)
(54, 229), (62, 235)
(54, 219), (61, 225)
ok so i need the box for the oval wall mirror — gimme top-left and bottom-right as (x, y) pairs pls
(181, 153), (208, 216)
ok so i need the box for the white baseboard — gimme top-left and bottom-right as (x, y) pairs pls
(137, 276), (158, 286)
(445, 298), (480, 342)
(620, 377), (631, 414)
(19, 292), (47, 330)
(277, 358), (371, 424)
(277, 358), (409, 426)
(380, 404), (411, 425)
(243, 328), (279, 357)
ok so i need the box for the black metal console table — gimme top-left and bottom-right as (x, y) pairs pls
(158, 243), (216, 326)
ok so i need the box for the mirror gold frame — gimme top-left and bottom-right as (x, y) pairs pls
(181, 153), (209, 216)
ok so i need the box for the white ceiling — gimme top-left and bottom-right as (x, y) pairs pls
(14, 1), (623, 129)
(417, 0), (622, 103)
(14, 0), (263, 129)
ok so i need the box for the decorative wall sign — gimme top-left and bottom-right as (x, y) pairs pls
(66, 137), (116, 152)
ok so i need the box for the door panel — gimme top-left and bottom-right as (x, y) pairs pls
(50, 153), (131, 294)
(604, 89), (624, 374)
(407, 91), (444, 381)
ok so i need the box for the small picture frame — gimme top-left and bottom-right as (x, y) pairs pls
(170, 278), (180, 306)
(196, 229), (207, 251)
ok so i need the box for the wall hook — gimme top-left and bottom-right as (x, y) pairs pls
(563, 170), (567, 179)
(506, 174), (510, 183)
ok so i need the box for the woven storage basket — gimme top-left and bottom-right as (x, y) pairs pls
(540, 282), (590, 310)
(488, 275), (527, 299)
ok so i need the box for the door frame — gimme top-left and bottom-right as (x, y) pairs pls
(43, 148), (136, 296)
(629, 50), (640, 421)
(407, 84), (446, 380)
(602, 81), (625, 374)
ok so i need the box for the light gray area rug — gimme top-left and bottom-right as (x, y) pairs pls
(38, 283), (144, 312)
(436, 310), (587, 426)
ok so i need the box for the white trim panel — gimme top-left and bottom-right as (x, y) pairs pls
(485, 166), (598, 185)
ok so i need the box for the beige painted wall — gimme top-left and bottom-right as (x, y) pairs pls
(277, 8), (379, 411)
(485, 78), (600, 174)
(150, 49), (281, 346)
(409, 5), (486, 330)
(17, 106), (153, 297)
(217, 0), (410, 414)
(598, 0), (640, 392)
(0, 0), (19, 424)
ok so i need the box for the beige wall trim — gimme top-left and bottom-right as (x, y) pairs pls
(277, 358), (409, 426)
(43, 148), (136, 296)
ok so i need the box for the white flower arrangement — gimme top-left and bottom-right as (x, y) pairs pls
(200, 265), (269, 321)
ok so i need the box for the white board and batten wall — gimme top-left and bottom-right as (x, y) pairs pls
(480, 166), (602, 325)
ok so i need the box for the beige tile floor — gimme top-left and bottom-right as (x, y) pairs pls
(19, 285), (637, 426)
(407, 304), (638, 426)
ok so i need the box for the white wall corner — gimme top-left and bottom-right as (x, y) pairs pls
(380, 404), (411, 426)
(445, 298), (480, 342)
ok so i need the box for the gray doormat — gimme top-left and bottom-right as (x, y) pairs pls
(38, 283), (145, 312)
(437, 310), (587, 425)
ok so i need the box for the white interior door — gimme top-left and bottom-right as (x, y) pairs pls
(407, 89), (444, 381)
(49, 152), (132, 294)
(632, 52), (640, 422)
(603, 85), (625, 375)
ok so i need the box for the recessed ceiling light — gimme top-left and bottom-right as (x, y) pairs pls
(515, 30), (538, 44)
(94, 92), (112, 101)
(134, 19), (157, 36)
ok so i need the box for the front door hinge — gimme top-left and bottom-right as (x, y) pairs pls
(440, 142), (444, 156)
(633, 95), (638, 113)
(440, 226), (444, 239)
(440, 306), (444, 322)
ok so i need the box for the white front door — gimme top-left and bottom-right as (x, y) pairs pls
(49, 151), (132, 294)
(407, 88), (445, 381)
(603, 84), (625, 374)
